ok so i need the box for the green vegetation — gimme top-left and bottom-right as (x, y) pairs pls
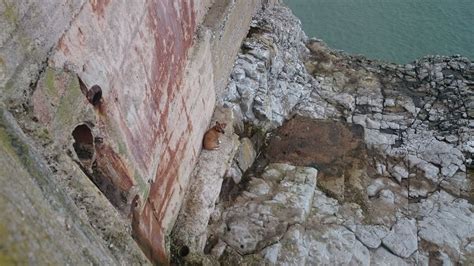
(3, 0), (18, 24)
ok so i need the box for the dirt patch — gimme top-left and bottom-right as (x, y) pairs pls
(265, 116), (370, 203)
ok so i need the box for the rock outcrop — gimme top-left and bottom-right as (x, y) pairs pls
(1, 0), (472, 264)
(174, 4), (473, 265)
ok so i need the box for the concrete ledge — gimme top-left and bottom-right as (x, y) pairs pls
(172, 106), (240, 256)
(205, 0), (265, 97)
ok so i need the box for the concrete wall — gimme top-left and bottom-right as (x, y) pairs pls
(0, 0), (271, 263)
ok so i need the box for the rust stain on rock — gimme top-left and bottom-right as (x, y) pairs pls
(57, 36), (71, 55)
(129, 0), (197, 264)
(147, 0), (196, 105)
(266, 116), (365, 168)
(135, 133), (190, 264)
(108, 0), (196, 174)
(132, 196), (167, 264)
(266, 116), (371, 202)
(90, 0), (110, 17)
(150, 138), (188, 220)
(95, 144), (134, 191)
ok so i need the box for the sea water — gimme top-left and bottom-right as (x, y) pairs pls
(284, 0), (474, 64)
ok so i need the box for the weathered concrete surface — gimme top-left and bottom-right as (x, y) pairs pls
(204, 0), (265, 98)
(0, 106), (149, 265)
(0, 0), (86, 104)
(171, 107), (240, 261)
(1, 0), (271, 263)
(49, 0), (270, 262)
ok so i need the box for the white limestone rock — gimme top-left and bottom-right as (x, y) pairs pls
(218, 163), (318, 254)
(417, 191), (474, 259)
(305, 225), (370, 265)
(382, 218), (418, 258)
(269, 224), (308, 265)
(371, 247), (408, 266)
(390, 165), (409, 183)
(355, 225), (390, 249)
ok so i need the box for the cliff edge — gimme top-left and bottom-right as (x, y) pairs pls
(172, 5), (473, 265)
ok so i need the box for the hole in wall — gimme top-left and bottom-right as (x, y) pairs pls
(72, 124), (94, 162)
(178, 246), (190, 257)
(87, 85), (102, 106)
(71, 124), (132, 214)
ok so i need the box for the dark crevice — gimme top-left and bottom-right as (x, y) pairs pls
(72, 124), (94, 162)
(71, 124), (129, 213)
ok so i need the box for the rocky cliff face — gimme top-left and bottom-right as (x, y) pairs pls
(173, 5), (474, 265)
(1, 1), (472, 265)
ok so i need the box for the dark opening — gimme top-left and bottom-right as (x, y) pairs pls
(72, 124), (94, 161)
(89, 162), (130, 213)
(71, 124), (131, 214)
(203, 235), (218, 254)
(87, 85), (102, 106)
(179, 246), (190, 257)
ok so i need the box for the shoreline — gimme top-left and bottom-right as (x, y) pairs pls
(283, 0), (474, 64)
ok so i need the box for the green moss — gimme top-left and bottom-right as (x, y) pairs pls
(0, 222), (28, 265)
(0, 126), (32, 265)
(44, 68), (56, 96)
(2, 79), (14, 96)
(55, 70), (82, 127)
(43, 67), (83, 128)
(0, 109), (50, 191)
(0, 113), (31, 167)
(117, 141), (127, 156)
(0, 125), (17, 160)
(2, 1), (33, 51)
(34, 128), (51, 143)
(3, 0), (18, 24)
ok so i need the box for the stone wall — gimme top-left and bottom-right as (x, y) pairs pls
(0, 0), (273, 264)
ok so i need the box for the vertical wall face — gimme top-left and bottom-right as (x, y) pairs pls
(50, 0), (215, 263)
(53, 0), (196, 192)
(1, 0), (267, 263)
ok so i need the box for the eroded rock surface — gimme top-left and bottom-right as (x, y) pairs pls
(202, 4), (474, 265)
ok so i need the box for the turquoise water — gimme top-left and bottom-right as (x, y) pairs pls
(284, 0), (474, 64)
